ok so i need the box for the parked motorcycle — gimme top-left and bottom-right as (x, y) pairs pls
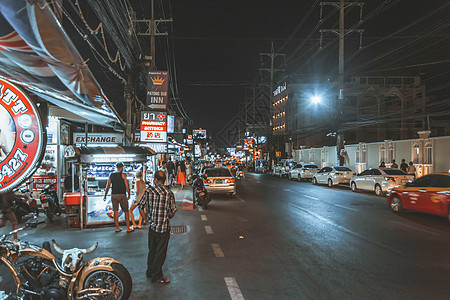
(0, 219), (132, 299)
(39, 183), (62, 222)
(13, 188), (38, 222)
(192, 174), (211, 209)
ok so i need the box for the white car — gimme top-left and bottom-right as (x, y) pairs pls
(272, 160), (297, 177)
(350, 168), (414, 197)
(312, 166), (355, 187)
(288, 164), (303, 181)
(297, 164), (320, 181)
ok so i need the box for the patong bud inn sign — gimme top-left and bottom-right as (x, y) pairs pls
(146, 71), (169, 110)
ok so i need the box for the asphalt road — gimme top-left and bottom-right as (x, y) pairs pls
(1, 172), (449, 299)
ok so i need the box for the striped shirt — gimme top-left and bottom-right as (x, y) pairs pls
(139, 183), (177, 233)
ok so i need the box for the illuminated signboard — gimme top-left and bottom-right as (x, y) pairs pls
(193, 129), (207, 139)
(167, 115), (175, 133)
(73, 133), (123, 145)
(273, 82), (287, 96)
(0, 79), (46, 192)
(140, 111), (167, 142)
(194, 144), (201, 157)
(146, 71), (169, 110)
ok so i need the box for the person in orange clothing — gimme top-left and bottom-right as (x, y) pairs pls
(177, 161), (186, 190)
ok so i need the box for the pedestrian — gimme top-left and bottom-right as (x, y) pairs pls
(400, 159), (408, 173)
(103, 162), (133, 233)
(185, 161), (192, 184)
(407, 161), (416, 178)
(159, 161), (170, 187)
(138, 170), (177, 284)
(178, 160), (186, 190)
(166, 157), (175, 187)
(379, 161), (386, 168)
(0, 191), (19, 240)
(391, 159), (398, 168)
(129, 170), (146, 230)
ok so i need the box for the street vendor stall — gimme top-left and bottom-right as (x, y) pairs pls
(64, 145), (156, 228)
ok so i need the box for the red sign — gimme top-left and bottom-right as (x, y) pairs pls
(0, 79), (46, 192)
(140, 111), (167, 142)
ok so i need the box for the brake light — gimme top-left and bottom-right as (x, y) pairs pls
(384, 176), (395, 182)
(335, 172), (343, 175)
(225, 178), (235, 183)
(203, 179), (211, 184)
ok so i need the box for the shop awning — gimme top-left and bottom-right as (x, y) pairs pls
(0, 0), (123, 129)
(65, 146), (156, 163)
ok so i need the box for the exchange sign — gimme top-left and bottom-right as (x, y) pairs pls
(140, 111), (167, 142)
(0, 79), (46, 193)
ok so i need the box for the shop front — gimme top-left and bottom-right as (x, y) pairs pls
(64, 146), (156, 228)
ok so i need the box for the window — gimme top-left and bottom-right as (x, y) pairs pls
(321, 149), (325, 163)
(360, 170), (371, 176)
(380, 144), (386, 164)
(362, 145), (367, 164)
(383, 169), (406, 175)
(309, 151), (315, 163)
(387, 142), (394, 163)
(334, 167), (352, 171)
(410, 175), (435, 187)
(424, 141), (432, 164)
(206, 168), (232, 177)
(356, 148), (360, 164)
(372, 169), (382, 175)
(304, 164), (319, 169)
(434, 175), (450, 188)
(413, 142), (421, 164)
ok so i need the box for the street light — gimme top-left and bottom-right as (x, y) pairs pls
(311, 95), (322, 104)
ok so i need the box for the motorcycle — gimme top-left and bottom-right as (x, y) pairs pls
(192, 174), (211, 209)
(0, 219), (132, 299)
(39, 183), (62, 222)
(13, 188), (38, 223)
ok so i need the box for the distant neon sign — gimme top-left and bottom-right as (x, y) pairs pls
(273, 82), (287, 96)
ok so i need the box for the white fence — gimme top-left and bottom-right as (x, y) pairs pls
(293, 135), (450, 177)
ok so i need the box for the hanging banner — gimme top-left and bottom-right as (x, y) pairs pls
(140, 111), (167, 142)
(146, 71), (169, 110)
(0, 79), (46, 193)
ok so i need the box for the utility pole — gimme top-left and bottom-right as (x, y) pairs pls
(319, 0), (364, 165)
(132, 0), (172, 70)
(260, 42), (285, 165)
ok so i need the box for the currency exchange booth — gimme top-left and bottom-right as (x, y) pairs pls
(64, 145), (156, 228)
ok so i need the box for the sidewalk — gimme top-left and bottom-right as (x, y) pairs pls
(1, 185), (203, 299)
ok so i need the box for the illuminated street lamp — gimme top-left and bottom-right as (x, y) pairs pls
(311, 95), (322, 104)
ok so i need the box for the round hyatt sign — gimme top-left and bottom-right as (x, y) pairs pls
(0, 79), (46, 193)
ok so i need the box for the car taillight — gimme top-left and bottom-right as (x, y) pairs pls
(203, 179), (211, 184)
(225, 178), (235, 183)
(384, 176), (395, 182)
(335, 172), (343, 175)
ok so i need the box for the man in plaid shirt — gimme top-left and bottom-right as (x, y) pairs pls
(139, 170), (177, 284)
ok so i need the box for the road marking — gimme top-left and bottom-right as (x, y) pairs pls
(304, 195), (319, 200)
(283, 188), (292, 192)
(334, 204), (358, 212)
(224, 277), (245, 300)
(201, 215), (207, 221)
(198, 207), (204, 212)
(236, 196), (246, 202)
(211, 244), (224, 257)
(205, 225), (213, 234)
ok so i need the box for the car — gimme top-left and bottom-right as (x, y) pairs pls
(297, 164), (320, 181)
(272, 159), (297, 177)
(312, 166), (356, 187)
(288, 164), (303, 180)
(350, 168), (414, 197)
(387, 173), (450, 221)
(203, 167), (236, 196)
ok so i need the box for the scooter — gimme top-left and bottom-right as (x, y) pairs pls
(39, 183), (62, 222)
(13, 187), (39, 222)
(192, 174), (211, 209)
(0, 219), (132, 299)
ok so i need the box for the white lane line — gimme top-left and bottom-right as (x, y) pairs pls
(236, 196), (246, 202)
(201, 215), (208, 221)
(211, 244), (224, 257)
(224, 277), (245, 300)
(283, 188), (292, 192)
(304, 195), (319, 200)
(205, 225), (213, 234)
(334, 204), (358, 212)
(198, 207), (204, 212)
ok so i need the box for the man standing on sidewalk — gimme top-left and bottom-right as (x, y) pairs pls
(103, 162), (133, 233)
(139, 170), (177, 284)
(167, 157), (175, 187)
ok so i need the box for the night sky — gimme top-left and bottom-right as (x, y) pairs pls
(70, 0), (450, 145)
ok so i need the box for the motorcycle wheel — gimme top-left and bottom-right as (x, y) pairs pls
(46, 208), (54, 222)
(83, 263), (132, 300)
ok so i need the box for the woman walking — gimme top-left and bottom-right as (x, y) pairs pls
(129, 170), (146, 229)
(178, 160), (187, 190)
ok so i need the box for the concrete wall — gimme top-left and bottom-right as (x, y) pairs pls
(433, 137), (450, 172)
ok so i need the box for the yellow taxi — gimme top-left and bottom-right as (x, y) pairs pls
(387, 173), (450, 222)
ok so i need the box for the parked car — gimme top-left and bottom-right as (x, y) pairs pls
(387, 173), (450, 222)
(312, 166), (355, 187)
(297, 164), (320, 181)
(350, 168), (414, 196)
(203, 167), (236, 196)
(288, 164), (303, 180)
(272, 159), (297, 177)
